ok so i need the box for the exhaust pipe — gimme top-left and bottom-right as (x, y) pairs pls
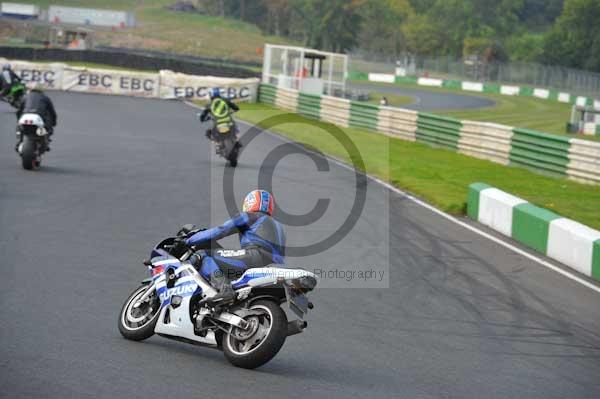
(287, 320), (307, 336)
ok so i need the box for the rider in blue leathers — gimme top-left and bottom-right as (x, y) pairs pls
(186, 190), (285, 306)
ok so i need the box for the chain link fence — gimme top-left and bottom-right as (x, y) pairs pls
(350, 52), (600, 98)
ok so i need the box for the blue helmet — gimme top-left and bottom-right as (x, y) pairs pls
(209, 88), (221, 99)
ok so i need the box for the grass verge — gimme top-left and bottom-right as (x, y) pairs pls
(237, 102), (600, 230)
(24, 0), (296, 63)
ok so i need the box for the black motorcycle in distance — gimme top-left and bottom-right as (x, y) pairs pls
(199, 112), (242, 167)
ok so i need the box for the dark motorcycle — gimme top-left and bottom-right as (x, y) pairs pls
(16, 112), (50, 170)
(2, 82), (26, 109)
(200, 113), (242, 167)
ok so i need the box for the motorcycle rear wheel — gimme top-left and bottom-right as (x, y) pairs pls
(21, 137), (37, 170)
(223, 300), (287, 369)
(118, 285), (160, 341)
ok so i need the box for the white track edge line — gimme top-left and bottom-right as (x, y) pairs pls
(184, 100), (600, 294)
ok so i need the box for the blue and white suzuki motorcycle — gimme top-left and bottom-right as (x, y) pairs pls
(118, 225), (317, 369)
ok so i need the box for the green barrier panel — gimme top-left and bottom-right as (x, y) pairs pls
(512, 203), (560, 253)
(349, 101), (379, 130)
(586, 98), (594, 107)
(297, 92), (321, 119)
(519, 87), (534, 97)
(593, 240), (600, 281)
(483, 83), (500, 94)
(442, 80), (462, 90)
(348, 71), (368, 81)
(509, 128), (570, 176)
(548, 89), (559, 101)
(395, 76), (418, 84)
(416, 113), (462, 150)
(258, 84), (277, 105)
(467, 182), (492, 220)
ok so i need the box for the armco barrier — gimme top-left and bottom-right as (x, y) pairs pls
(320, 96), (350, 127)
(509, 128), (570, 177)
(377, 107), (418, 141)
(274, 87), (298, 112)
(416, 113), (462, 151)
(349, 101), (379, 130)
(468, 183), (600, 281)
(1, 58), (259, 102)
(257, 83), (600, 184)
(458, 121), (513, 165)
(258, 84), (277, 105)
(297, 92), (321, 119)
(567, 139), (600, 183)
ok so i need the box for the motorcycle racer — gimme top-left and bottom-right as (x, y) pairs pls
(200, 88), (239, 139)
(185, 190), (285, 307)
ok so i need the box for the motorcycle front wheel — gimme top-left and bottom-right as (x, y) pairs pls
(118, 285), (161, 341)
(223, 300), (287, 369)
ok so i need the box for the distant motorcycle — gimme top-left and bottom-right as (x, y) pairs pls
(2, 82), (25, 109)
(200, 112), (242, 167)
(118, 224), (317, 369)
(16, 113), (50, 170)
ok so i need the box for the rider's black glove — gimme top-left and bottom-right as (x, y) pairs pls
(172, 236), (189, 255)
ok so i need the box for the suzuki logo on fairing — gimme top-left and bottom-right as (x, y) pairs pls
(159, 283), (197, 302)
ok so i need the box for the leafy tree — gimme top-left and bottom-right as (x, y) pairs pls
(403, 14), (445, 55)
(518, 0), (564, 29)
(541, 0), (600, 71)
(288, 0), (362, 52)
(506, 33), (544, 62)
(357, 0), (414, 57)
(407, 0), (436, 14)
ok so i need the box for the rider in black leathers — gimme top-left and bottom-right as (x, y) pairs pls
(16, 85), (57, 150)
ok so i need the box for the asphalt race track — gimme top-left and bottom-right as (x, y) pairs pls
(1, 92), (600, 399)
(349, 81), (495, 111)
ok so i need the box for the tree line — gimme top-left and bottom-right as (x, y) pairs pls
(199, 0), (600, 72)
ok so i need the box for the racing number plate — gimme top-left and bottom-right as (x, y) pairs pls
(284, 285), (309, 319)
